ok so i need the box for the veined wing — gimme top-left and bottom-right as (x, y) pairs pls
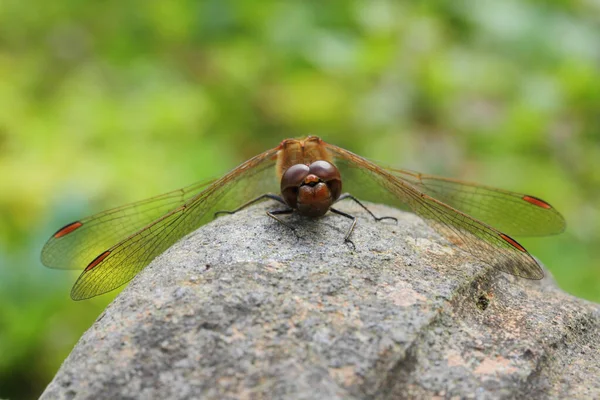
(44, 147), (280, 300)
(389, 169), (565, 237)
(325, 143), (547, 279)
(41, 178), (217, 270)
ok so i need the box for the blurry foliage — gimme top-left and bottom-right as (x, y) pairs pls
(1, 0), (599, 398)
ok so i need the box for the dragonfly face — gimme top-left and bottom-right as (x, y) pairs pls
(280, 160), (342, 217)
(42, 135), (566, 300)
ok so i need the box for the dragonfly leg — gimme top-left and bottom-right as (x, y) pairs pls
(336, 193), (398, 223)
(214, 194), (286, 217)
(266, 208), (300, 239)
(329, 207), (357, 250)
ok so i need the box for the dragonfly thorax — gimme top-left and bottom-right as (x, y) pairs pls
(280, 160), (342, 217)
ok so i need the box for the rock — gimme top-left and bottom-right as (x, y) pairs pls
(41, 202), (600, 400)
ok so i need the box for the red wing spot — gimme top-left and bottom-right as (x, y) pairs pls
(85, 250), (111, 272)
(53, 221), (83, 238)
(500, 233), (527, 253)
(522, 195), (552, 209)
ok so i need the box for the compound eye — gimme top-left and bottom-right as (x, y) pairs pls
(280, 164), (310, 208)
(308, 160), (340, 183)
(309, 160), (342, 201)
(281, 164), (310, 192)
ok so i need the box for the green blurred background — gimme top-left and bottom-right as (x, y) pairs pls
(1, 0), (599, 398)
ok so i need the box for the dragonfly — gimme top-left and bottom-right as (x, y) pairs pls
(41, 136), (565, 300)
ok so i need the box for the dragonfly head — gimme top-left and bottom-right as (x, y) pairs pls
(280, 160), (342, 217)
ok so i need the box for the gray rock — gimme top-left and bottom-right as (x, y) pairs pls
(41, 202), (600, 400)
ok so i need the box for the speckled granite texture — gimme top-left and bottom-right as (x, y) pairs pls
(42, 202), (600, 400)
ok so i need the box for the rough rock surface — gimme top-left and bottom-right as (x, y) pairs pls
(42, 202), (599, 400)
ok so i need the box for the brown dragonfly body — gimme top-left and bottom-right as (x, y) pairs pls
(42, 136), (565, 300)
(277, 137), (342, 217)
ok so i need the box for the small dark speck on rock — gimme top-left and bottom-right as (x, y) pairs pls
(523, 349), (534, 360)
(476, 294), (490, 311)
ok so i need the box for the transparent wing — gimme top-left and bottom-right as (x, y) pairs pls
(390, 169), (565, 237)
(325, 143), (550, 280)
(41, 179), (216, 270)
(43, 147), (280, 300)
